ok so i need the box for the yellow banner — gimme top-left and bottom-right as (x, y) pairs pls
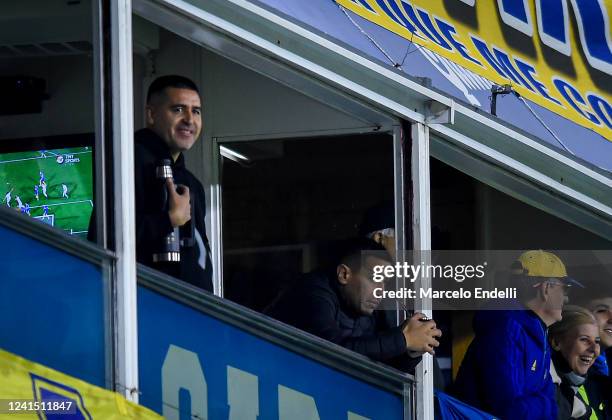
(0, 349), (162, 420)
(337, 0), (612, 140)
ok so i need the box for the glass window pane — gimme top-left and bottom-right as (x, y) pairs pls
(0, 0), (96, 240)
(222, 134), (394, 311)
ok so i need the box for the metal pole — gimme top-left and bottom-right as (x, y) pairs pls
(92, 0), (114, 389)
(411, 122), (433, 420)
(393, 124), (407, 327)
(394, 123), (415, 419)
(211, 137), (224, 297)
(110, 0), (139, 402)
(92, 0), (108, 249)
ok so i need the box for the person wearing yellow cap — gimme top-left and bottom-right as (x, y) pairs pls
(453, 250), (579, 420)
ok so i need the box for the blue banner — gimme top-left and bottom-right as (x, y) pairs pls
(0, 223), (108, 388)
(138, 286), (405, 419)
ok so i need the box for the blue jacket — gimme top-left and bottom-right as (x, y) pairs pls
(453, 303), (557, 420)
(590, 349), (610, 377)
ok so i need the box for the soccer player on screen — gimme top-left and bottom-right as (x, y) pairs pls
(42, 205), (49, 219)
(62, 183), (69, 199)
(41, 181), (48, 198)
(39, 171), (45, 186)
(15, 195), (23, 210)
(24, 203), (30, 216)
(34, 185), (39, 200)
(4, 188), (12, 207)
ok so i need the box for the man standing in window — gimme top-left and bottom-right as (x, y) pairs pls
(134, 75), (213, 292)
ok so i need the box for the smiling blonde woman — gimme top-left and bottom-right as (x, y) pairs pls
(549, 306), (610, 420)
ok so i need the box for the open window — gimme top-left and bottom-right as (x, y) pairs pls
(428, 153), (612, 386)
(220, 134), (394, 310)
(0, 0), (99, 240)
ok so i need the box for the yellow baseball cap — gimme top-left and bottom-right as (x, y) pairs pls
(516, 250), (567, 278)
(513, 250), (584, 287)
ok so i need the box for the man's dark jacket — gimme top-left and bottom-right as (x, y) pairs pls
(134, 128), (213, 292)
(266, 270), (420, 372)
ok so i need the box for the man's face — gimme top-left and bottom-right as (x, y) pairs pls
(542, 279), (569, 324)
(587, 297), (612, 349)
(338, 256), (387, 316)
(146, 87), (202, 158)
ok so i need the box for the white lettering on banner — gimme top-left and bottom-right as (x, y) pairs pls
(162, 345), (208, 420)
(227, 366), (259, 420)
(496, 0), (534, 37)
(455, 0), (612, 74)
(419, 47), (489, 106)
(161, 344), (375, 418)
(568, 0), (612, 75)
(535, 0), (570, 56)
(342, 0), (612, 136)
(278, 386), (321, 420)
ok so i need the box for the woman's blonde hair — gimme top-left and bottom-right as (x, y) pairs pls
(549, 305), (598, 344)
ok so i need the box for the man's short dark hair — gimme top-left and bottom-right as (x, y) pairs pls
(337, 237), (390, 271)
(146, 75), (200, 104)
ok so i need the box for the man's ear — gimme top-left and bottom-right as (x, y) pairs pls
(145, 105), (155, 126)
(337, 264), (352, 286)
(536, 282), (549, 302)
(550, 337), (561, 351)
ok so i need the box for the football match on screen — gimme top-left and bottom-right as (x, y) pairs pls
(0, 147), (93, 238)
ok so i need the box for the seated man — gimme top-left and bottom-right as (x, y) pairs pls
(266, 238), (442, 373)
(453, 250), (577, 419)
(358, 202), (447, 386)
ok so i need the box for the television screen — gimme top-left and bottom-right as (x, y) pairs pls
(0, 146), (93, 238)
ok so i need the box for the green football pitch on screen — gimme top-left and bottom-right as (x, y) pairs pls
(0, 147), (93, 238)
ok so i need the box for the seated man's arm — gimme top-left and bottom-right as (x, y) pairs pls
(375, 311), (423, 373)
(342, 325), (408, 361)
(475, 320), (557, 419)
(293, 291), (408, 361)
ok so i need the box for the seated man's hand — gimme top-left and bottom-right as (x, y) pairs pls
(167, 179), (191, 227)
(402, 312), (442, 356)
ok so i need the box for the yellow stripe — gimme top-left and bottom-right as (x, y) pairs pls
(0, 349), (163, 420)
(577, 385), (598, 420)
